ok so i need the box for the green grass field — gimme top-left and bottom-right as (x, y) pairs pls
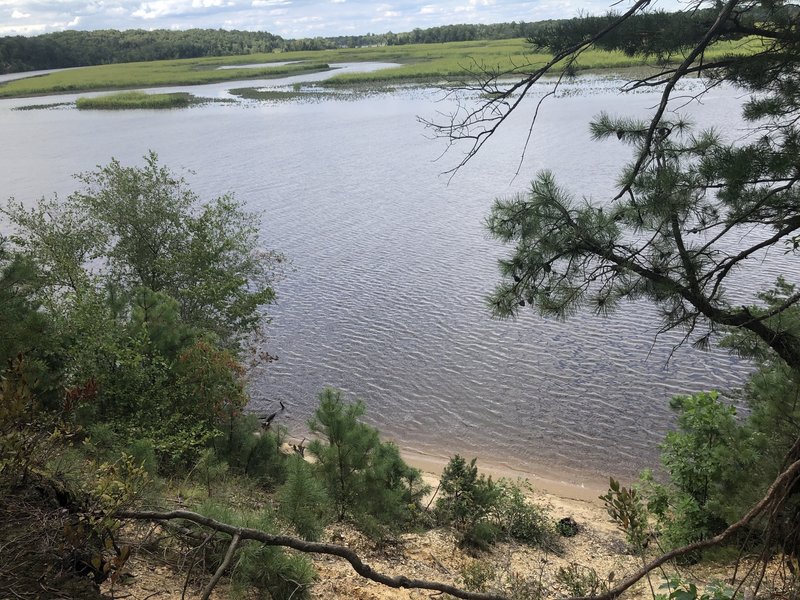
(0, 37), (760, 99)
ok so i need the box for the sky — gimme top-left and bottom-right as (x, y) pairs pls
(0, 0), (638, 39)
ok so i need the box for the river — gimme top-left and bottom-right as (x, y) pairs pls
(0, 63), (775, 486)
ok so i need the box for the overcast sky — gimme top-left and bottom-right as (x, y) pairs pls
(1, 0), (650, 39)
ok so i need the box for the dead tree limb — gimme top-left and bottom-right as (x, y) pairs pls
(200, 532), (240, 600)
(118, 509), (506, 600)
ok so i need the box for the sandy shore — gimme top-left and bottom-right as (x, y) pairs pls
(398, 446), (610, 505)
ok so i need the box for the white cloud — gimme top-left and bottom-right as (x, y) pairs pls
(0, 21), (48, 34)
(192, 0), (226, 9)
(0, 0), (635, 38)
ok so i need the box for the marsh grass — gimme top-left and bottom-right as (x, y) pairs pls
(0, 36), (759, 99)
(230, 87), (329, 101)
(0, 60), (331, 98)
(230, 86), (376, 102)
(75, 91), (196, 109)
(12, 101), (72, 111)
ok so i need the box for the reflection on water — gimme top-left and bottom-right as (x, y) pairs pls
(0, 72), (770, 484)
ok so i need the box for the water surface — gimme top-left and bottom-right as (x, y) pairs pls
(0, 68), (774, 484)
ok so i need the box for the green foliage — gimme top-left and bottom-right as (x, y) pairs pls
(484, 5), (800, 373)
(0, 242), (60, 403)
(194, 448), (229, 498)
(277, 456), (331, 540)
(197, 499), (315, 600)
(657, 577), (734, 600)
(125, 438), (158, 476)
(493, 478), (555, 547)
(634, 392), (760, 555)
(4, 151), (279, 345)
(307, 388), (429, 535)
(459, 559), (497, 592)
(600, 477), (650, 551)
(555, 563), (612, 597)
(0, 357), (60, 486)
(436, 455), (500, 532)
(212, 411), (287, 485)
(436, 455), (556, 551)
(232, 542), (315, 600)
(76, 91), (195, 110)
(1, 154), (281, 472)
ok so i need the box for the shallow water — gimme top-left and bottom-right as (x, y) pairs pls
(0, 67), (776, 484)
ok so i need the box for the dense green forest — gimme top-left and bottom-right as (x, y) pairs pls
(0, 20), (555, 74)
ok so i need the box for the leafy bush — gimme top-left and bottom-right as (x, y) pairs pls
(600, 477), (650, 552)
(436, 455), (555, 551)
(635, 391), (758, 555)
(555, 563), (611, 597)
(494, 479), (556, 548)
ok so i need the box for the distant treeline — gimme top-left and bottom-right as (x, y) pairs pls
(0, 29), (283, 73)
(0, 21), (556, 74)
(286, 21), (556, 51)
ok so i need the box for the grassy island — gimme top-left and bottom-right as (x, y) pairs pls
(75, 90), (196, 109)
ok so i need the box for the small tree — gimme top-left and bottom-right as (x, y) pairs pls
(3, 151), (282, 347)
(307, 388), (428, 533)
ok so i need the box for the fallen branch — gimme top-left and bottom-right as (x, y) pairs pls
(118, 509), (506, 600)
(200, 532), (240, 600)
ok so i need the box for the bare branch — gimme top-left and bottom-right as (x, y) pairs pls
(118, 509), (507, 600)
(200, 532), (240, 600)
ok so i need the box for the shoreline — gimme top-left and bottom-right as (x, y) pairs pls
(397, 445), (610, 505)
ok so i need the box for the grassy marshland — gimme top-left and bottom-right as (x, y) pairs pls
(0, 59), (331, 98)
(0, 37), (760, 99)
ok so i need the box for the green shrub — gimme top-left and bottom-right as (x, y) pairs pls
(307, 388), (429, 535)
(277, 456), (330, 540)
(125, 438), (158, 476)
(213, 411), (287, 486)
(600, 477), (650, 552)
(555, 563), (611, 597)
(193, 448), (229, 498)
(436, 456), (555, 551)
(197, 500), (316, 600)
(435, 455), (499, 531)
(232, 542), (315, 600)
(494, 479), (557, 548)
(459, 559), (497, 592)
